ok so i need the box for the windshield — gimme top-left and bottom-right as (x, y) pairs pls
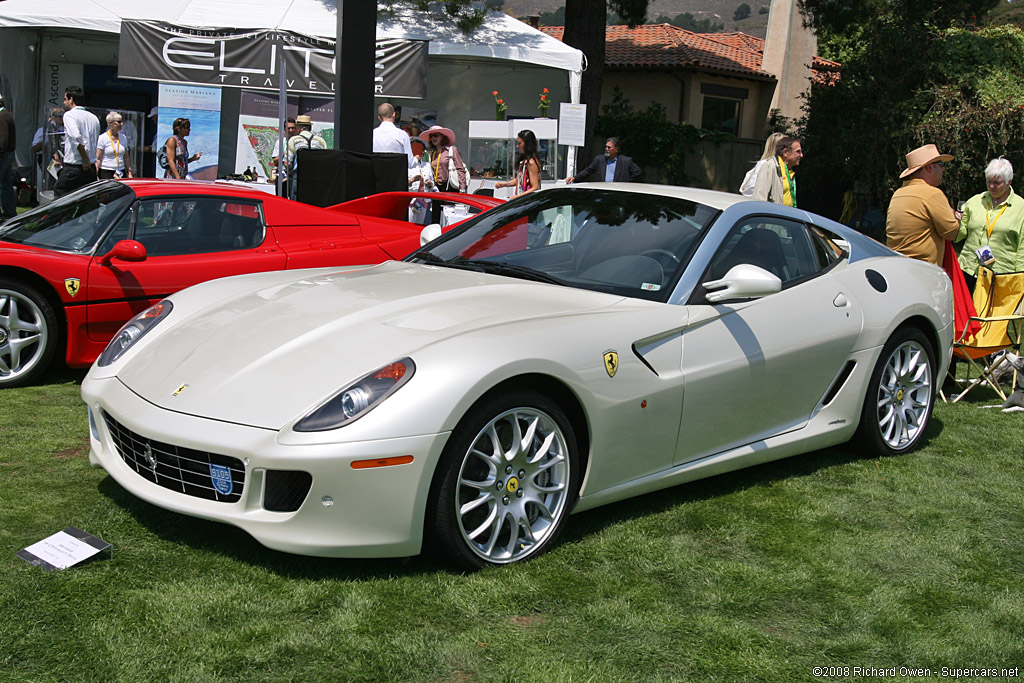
(0, 181), (134, 254)
(407, 187), (720, 302)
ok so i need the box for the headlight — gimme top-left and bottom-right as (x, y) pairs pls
(97, 301), (173, 367)
(294, 358), (415, 432)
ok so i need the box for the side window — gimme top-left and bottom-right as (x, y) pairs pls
(707, 217), (824, 286)
(96, 203), (135, 255)
(131, 198), (265, 257)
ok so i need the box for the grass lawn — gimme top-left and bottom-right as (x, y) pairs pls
(1, 370), (1022, 682)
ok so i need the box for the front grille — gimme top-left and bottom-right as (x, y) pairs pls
(103, 411), (245, 503)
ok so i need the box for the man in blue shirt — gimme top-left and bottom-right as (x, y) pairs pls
(565, 137), (642, 184)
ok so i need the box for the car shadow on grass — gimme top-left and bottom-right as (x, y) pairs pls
(94, 414), (947, 579)
(559, 415), (946, 548)
(95, 475), (450, 579)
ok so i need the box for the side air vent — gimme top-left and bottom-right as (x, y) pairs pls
(822, 361), (856, 406)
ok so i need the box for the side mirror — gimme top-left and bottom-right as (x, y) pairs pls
(420, 223), (442, 246)
(97, 240), (148, 266)
(703, 264), (781, 303)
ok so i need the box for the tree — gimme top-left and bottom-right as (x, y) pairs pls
(563, 0), (649, 150)
(795, 0), (1006, 222)
(378, 0), (505, 33)
(654, 13), (725, 32)
(734, 3), (751, 21)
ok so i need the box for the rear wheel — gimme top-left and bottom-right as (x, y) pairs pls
(856, 328), (935, 455)
(0, 279), (59, 388)
(429, 390), (579, 569)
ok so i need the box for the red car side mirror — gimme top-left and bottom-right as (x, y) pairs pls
(98, 240), (148, 266)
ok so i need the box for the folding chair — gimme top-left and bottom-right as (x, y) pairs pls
(945, 265), (1024, 403)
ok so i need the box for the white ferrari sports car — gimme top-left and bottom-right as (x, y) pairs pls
(82, 184), (953, 569)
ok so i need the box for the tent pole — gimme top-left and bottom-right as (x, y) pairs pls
(277, 55), (287, 196)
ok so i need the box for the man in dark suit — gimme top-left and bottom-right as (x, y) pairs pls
(565, 137), (642, 184)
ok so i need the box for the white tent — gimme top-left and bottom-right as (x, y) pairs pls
(0, 2), (583, 169)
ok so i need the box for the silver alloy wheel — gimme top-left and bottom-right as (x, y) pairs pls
(875, 339), (932, 449)
(455, 406), (571, 564)
(0, 288), (48, 383)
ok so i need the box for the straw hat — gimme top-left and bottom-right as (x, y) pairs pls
(296, 114), (313, 126)
(418, 125), (455, 145)
(900, 144), (954, 179)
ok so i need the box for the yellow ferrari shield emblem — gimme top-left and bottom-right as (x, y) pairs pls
(64, 278), (81, 297)
(604, 351), (618, 378)
(505, 477), (520, 494)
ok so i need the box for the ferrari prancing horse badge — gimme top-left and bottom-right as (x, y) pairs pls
(604, 351), (618, 378)
(64, 278), (81, 297)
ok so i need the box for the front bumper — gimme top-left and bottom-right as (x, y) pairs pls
(82, 376), (450, 558)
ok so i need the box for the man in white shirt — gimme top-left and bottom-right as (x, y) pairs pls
(372, 103), (415, 168)
(54, 86), (100, 198)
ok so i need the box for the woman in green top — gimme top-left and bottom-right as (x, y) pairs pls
(957, 157), (1024, 291)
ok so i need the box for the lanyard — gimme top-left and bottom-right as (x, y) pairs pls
(106, 131), (120, 167)
(985, 198), (1007, 238)
(779, 157), (796, 207)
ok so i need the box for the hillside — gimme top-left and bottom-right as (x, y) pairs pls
(503, 0), (772, 37)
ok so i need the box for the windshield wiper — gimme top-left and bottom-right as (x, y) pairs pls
(408, 251), (447, 265)
(410, 253), (562, 285)
(456, 258), (563, 285)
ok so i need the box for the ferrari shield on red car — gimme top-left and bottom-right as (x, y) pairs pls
(0, 179), (499, 387)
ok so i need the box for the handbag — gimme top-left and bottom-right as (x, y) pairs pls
(446, 146), (467, 192)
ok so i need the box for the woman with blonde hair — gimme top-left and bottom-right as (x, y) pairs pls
(95, 111), (133, 179)
(739, 132), (786, 196)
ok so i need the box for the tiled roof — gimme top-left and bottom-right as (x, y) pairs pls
(540, 24), (840, 83)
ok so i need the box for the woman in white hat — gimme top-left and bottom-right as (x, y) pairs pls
(420, 125), (467, 193)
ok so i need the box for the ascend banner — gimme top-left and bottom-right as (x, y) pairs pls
(118, 21), (427, 99)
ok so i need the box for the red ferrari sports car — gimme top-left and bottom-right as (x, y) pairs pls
(0, 179), (500, 387)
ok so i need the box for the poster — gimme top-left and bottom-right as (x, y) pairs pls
(236, 91), (335, 179)
(155, 84), (221, 180)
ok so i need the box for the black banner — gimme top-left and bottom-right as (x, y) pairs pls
(118, 20), (427, 99)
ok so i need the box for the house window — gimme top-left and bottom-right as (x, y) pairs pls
(701, 97), (741, 136)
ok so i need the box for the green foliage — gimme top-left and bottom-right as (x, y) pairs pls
(654, 12), (726, 32)
(759, 5), (769, 14)
(596, 88), (727, 185)
(537, 6), (565, 25)
(734, 3), (752, 21)
(799, 5), (1024, 217)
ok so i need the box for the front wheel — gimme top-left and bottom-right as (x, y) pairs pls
(429, 390), (580, 570)
(856, 328), (935, 456)
(0, 279), (59, 388)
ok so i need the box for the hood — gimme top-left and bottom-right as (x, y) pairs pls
(118, 261), (618, 428)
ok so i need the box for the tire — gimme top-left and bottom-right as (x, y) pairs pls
(0, 279), (60, 388)
(856, 327), (936, 456)
(428, 389), (580, 570)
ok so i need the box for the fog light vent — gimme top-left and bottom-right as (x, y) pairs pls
(263, 470), (313, 512)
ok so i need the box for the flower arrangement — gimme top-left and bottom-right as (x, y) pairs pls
(492, 90), (507, 120)
(538, 88), (550, 117)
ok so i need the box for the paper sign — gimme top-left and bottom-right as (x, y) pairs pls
(17, 527), (111, 571)
(558, 103), (587, 147)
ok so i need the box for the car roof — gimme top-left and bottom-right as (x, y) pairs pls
(121, 178), (278, 200)
(569, 182), (756, 211)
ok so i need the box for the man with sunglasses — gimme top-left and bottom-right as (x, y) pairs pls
(886, 144), (962, 266)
